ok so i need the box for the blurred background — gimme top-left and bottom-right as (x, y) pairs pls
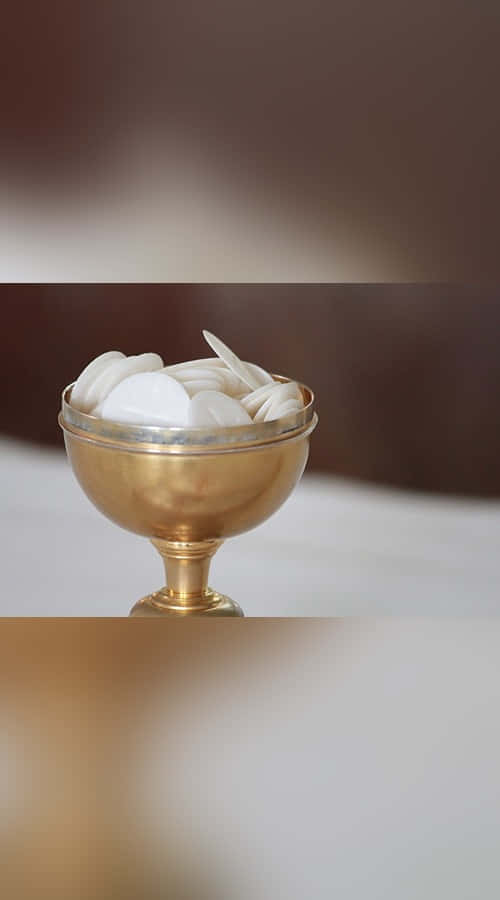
(1, 0), (500, 280)
(1, 618), (500, 899)
(1, 284), (499, 614)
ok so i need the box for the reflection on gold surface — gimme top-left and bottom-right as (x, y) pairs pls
(60, 382), (317, 616)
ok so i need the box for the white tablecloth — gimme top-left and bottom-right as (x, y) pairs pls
(1, 438), (499, 616)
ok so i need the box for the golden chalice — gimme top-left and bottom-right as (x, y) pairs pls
(59, 377), (317, 616)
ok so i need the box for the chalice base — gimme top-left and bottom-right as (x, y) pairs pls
(129, 588), (244, 617)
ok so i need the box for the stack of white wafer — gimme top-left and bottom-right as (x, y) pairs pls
(70, 330), (304, 427)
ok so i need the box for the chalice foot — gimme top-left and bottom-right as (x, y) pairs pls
(130, 591), (243, 617)
(129, 538), (243, 617)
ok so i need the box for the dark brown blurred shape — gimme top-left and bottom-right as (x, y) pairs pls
(1, 1), (500, 277)
(2, 284), (500, 497)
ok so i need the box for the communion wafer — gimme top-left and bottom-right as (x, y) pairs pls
(202, 330), (266, 391)
(84, 353), (164, 412)
(69, 331), (304, 427)
(101, 372), (190, 426)
(188, 391), (253, 427)
(71, 351), (125, 413)
(265, 399), (302, 421)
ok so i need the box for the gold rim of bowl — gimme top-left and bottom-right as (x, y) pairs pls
(59, 376), (317, 455)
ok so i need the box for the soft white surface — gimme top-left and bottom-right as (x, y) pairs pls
(140, 619), (500, 899)
(1, 438), (499, 616)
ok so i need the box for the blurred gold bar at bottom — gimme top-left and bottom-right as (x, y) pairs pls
(1, 618), (500, 900)
(0, 618), (317, 900)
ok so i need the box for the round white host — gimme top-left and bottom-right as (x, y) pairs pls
(188, 391), (253, 427)
(85, 353), (164, 412)
(202, 330), (270, 391)
(100, 372), (190, 426)
(245, 362), (274, 386)
(240, 383), (278, 416)
(247, 381), (302, 423)
(71, 350), (125, 412)
(266, 399), (301, 421)
(164, 358), (226, 371)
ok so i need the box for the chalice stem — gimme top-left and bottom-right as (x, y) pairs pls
(152, 538), (223, 610)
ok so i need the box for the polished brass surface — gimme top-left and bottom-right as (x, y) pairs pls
(130, 539), (244, 616)
(59, 377), (317, 616)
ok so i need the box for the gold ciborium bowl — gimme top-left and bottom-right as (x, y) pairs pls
(59, 377), (317, 616)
